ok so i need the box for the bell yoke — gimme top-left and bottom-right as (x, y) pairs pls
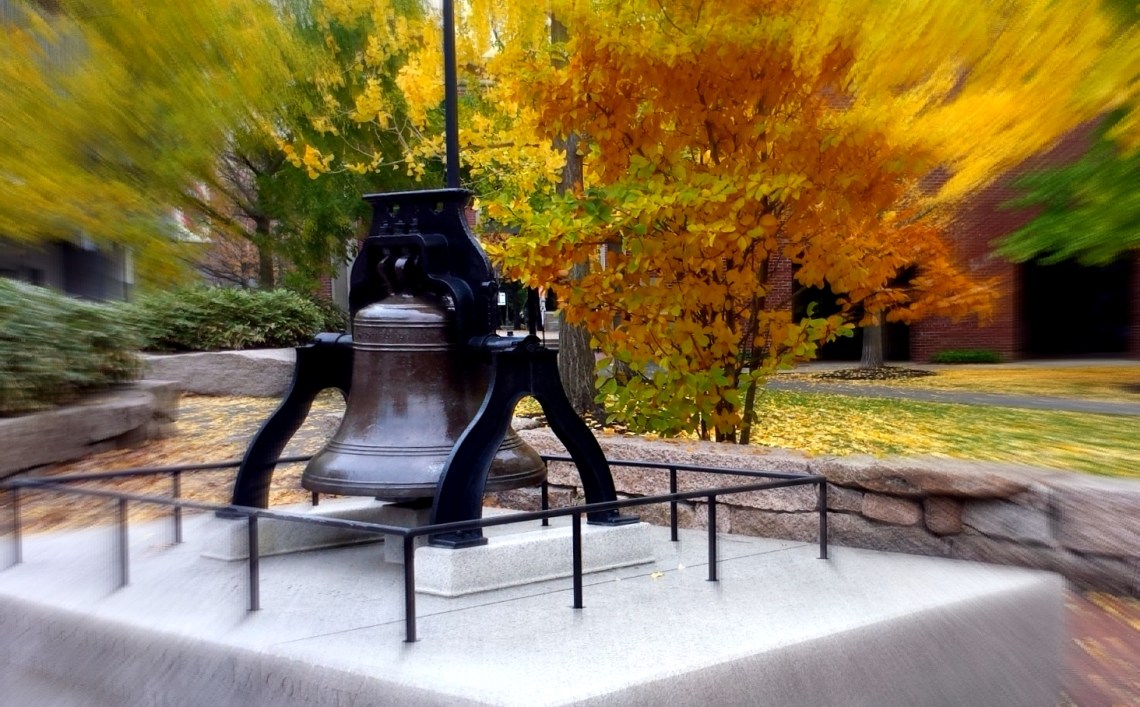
(227, 188), (635, 548)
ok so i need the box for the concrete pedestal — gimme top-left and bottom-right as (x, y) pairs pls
(0, 507), (1064, 706)
(199, 500), (656, 595)
(200, 497), (388, 560)
(415, 520), (655, 596)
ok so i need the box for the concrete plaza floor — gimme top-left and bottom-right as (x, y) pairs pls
(1, 509), (1064, 706)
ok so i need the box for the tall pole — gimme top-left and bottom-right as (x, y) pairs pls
(442, 0), (461, 189)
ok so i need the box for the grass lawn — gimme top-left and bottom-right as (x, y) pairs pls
(747, 389), (1140, 478)
(519, 365), (1140, 477)
(790, 364), (1140, 403)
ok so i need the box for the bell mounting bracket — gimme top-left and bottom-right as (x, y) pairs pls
(227, 189), (635, 543)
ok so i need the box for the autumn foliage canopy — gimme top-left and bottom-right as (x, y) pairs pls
(464, 0), (1137, 439)
(5, 0), (1139, 440)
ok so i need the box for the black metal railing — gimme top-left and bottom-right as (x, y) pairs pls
(1, 455), (827, 642)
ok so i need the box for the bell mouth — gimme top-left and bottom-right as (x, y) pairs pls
(300, 427), (547, 502)
(301, 465), (547, 502)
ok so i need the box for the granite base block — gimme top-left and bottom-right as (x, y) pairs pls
(372, 502), (433, 565)
(200, 497), (389, 561)
(415, 521), (655, 597)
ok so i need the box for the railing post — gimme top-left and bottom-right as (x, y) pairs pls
(172, 471), (183, 544)
(572, 511), (583, 609)
(116, 498), (129, 588)
(818, 481), (829, 560)
(669, 467), (679, 542)
(9, 486), (22, 567)
(707, 495), (718, 582)
(541, 481), (550, 527)
(404, 535), (417, 642)
(248, 515), (260, 611)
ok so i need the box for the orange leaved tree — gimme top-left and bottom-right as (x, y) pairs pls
(468, 0), (1137, 441)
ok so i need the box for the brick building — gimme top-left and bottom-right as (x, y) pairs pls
(821, 123), (1140, 363)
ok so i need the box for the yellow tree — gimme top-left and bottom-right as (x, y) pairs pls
(0, 0), (306, 284)
(278, 1), (563, 215)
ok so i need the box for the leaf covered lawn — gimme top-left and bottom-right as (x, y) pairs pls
(749, 390), (1140, 477)
(13, 393), (345, 534)
(791, 364), (1140, 403)
(13, 378), (1140, 537)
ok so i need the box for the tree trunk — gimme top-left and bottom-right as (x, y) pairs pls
(557, 327), (599, 415)
(860, 315), (884, 369)
(553, 149), (601, 414)
(256, 247), (275, 290)
(738, 257), (773, 444)
(553, 134), (595, 414)
(558, 265), (601, 417)
(254, 217), (275, 290)
(550, 15), (600, 416)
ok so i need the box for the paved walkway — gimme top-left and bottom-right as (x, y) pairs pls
(1065, 592), (1140, 706)
(766, 379), (1140, 416)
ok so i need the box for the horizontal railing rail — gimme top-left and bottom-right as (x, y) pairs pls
(541, 454), (809, 478)
(1, 454), (828, 642)
(8, 455), (311, 484)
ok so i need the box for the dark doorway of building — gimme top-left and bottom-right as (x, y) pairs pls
(1020, 256), (1132, 357)
(793, 284), (911, 362)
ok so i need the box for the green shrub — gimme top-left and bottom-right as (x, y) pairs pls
(126, 286), (336, 352)
(0, 280), (140, 416)
(929, 349), (1003, 364)
(305, 294), (349, 333)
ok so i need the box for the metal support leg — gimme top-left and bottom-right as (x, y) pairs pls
(404, 536), (417, 643)
(669, 467), (678, 542)
(818, 482), (829, 560)
(116, 499), (129, 588)
(227, 335), (351, 511)
(432, 339), (636, 543)
(707, 496), (718, 582)
(572, 512), (583, 609)
(541, 482), (550, 527)
(10, 486), (21, 567)
(248, 515), (260, 611)
(172, 471), (183, 544)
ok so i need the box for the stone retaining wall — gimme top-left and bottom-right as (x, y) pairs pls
(0, 381), (180, 478)
(510, 428), (1140, 595)
(143, 349), (295, 397)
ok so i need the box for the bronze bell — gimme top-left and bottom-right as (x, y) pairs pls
(301, 292), (546, 500)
